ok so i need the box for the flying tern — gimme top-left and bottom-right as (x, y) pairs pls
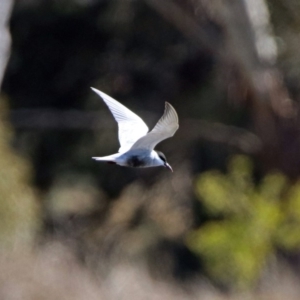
(91, 87), (179, 171)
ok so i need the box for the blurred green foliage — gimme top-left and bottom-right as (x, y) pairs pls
(0, 99), (39, 249)
(188, 155), (300, 288)
(2, 0), (300, 295)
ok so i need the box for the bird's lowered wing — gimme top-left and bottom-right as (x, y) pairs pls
(130, 102), (179, 151)
(91, 88), (149, 153)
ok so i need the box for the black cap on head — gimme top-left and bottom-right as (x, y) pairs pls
(156, 151), (166, 163)
(156, 151), (173, 171)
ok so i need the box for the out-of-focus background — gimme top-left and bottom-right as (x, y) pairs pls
(1, 0), (300, 298)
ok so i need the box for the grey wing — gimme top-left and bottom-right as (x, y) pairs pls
(91, 88), (149, 153)
(130, 102), (179, 151)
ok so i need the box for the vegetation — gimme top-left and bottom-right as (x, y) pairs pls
(1, 0), (300, 299)
(188, 155), (300, 288)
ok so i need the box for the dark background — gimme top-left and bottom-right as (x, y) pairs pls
(1, 0), (300, 298)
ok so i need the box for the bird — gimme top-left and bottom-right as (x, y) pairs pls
(91, 87), (179, 171)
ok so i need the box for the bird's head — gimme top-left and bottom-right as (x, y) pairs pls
(156, 151), (173, 172)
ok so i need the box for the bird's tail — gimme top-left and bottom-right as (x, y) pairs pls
(92, 154), (119, 162)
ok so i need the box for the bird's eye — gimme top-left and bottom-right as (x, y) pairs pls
(159, 155), (166, 162)
(157, 151), (167, 162)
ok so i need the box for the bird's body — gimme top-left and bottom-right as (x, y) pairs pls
(93, 149), (163, 168)
(91, 88), (179, 171)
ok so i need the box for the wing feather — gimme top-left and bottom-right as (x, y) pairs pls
(91, 88), (149, 153)
(130, 102), (179, 151)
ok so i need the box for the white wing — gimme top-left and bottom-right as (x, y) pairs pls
(91, 87), (149, 153)
(130, 102), (179, 151)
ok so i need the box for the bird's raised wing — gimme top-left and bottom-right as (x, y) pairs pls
(130, 102), (179, 151)
(91, 88), (149, 153)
